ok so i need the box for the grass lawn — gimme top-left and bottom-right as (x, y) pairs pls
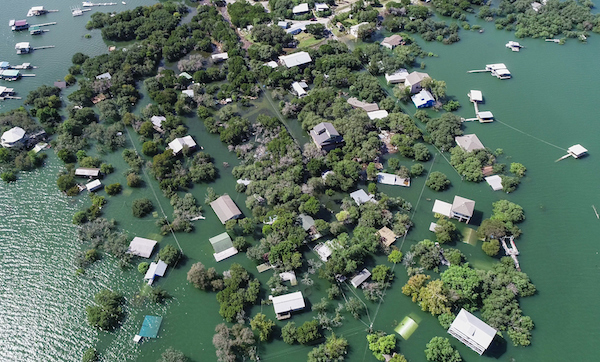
(296, 33), (325, 48)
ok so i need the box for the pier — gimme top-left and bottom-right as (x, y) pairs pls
(33, 46), (55, 50)
(500, 236), (520, 271)
(555, 144), (588, 162)
(592, 205), (599, 219)
(82, 2), (118, 6)
(32, 22), (57, 27)
(545, 38), (561, 43)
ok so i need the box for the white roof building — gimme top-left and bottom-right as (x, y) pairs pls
(278, 21), (289, 29)
(85, 179), (103, 192)
(211, 52), (228, 62)
(468, 90), (483, 102)
(264, 61), (279, 68)
(486, 63), (511, 79)
(75, 168), (101, 178)
(411, 89), (435, 108)
(367, 110), (389, 120)
(568, 144), (587, 158)
(210, 232), (239, 262)
(315, 3), (329, 11)
(477, 111), (494, 122)
(95, 72), (112, 80)
(292, 3), (310, 14)
(210, 195), (243, 224)
(168, 135), (197, 155)
(349, 22), (370, 38)
(448, 309), (497, 355)
(271, 291), (305, 319)
(385, 69), (409, 84)
(347, 97), (379, 112)
(455, 134), (485, 152)
(485, 175), (503, 191)
(1, 126), (26, 148)
(291, 81), (308, 97)
(128, 237), (158, 258)
(314, 242), (333, 261)
(151, 115), (166, 130)
(279, 52), (312, 68)
(350, 189), (376, 205)
(144, 260), (168, 285)
(377, 172), (410, 187)
(351, 268), (371, 288)
(182, 89), (194, 98)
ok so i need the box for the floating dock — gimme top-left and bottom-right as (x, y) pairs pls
(556, 144), (588, 162)
(82, 2), (118, 6)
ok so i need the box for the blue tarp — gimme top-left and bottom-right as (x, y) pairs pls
(139, 315), (162, 338)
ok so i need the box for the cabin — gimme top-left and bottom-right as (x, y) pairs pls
(377, 226), (398, 247)
(381, 34), (404, 49)
(291, 81), (308, 97)
(349, 22), (369, 38)
(455, 134), (485, 152)
(448, 309), (497, 355)
(210, 195), (243, 224)
(279, 52), (312, 68)
(292, 3), (310, 15)
(0, 70), (21, 80)
(211, 52), (229, 62)
(309, 122), (343, 152)
(128, 237), (158, 258)
(568, 144), (587, 158)
(405, 71), (430, 93)
(385, 69), (409, 84)
(271, 291), (305, 320)
(74, 167), (101, 178)
(347, 97), (379, 112)
(315, 3), (329, 12)
(1, 127), (26, 148)
(485, 175), (503, 191)
(485, 63), (511, 79)
(151, 115), (166, 132)
(377, 172), (410, 187)
(350, 189), (376, 205)
(367, 110), (389, 120)
(11, 20), (29, 31)
(144, 260), (168, 285)
(15, 42), (31, 55)
(168, 135), (197, 155)
(351, 268), (371, 288)
(411, 89), (435, 108)
(85, 179), (103, 192)
(210, 232), (239, 262)
(432, 195), (476, 224)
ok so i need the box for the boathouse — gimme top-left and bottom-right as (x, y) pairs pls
(168, 135), (196, 155)
(468, 90), (483, 103)
(347, 97), (379, 112)
(411, 89), (435, 108)
(350, 189), (376, 205)
(405, 71), (430, 94)
(485, 63), (511, 79)
(15, 42), (31, 55)
(0, 86), (15, 98)
(11, 20), (29, 31)
(1, 126), (26, 148)
(271, 291), (305, 320)
(381, 34), (404, 49)
(144, 260), (168, 285)
(279, 52), (312, 68)
(210, 232), (239, 262)
(448, 309), (497, 355)
(210, 195), (243, 224)
(128, 237), (158, 258)
(351, 268), (371, 288)
(134, 315), (163, 342)
(310, 122), (343, 152)
(28, 6), (48, 16)
(455, 134), (485, 152)
(477, 111), (494, 123)
(75, 167), (101, 178)
(0, 70), (21, 80)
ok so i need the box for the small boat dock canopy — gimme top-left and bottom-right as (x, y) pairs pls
(351, 268), (371, 288)
(138, 315), (163, 338)
(127, 237), (158, 258)
(568, 144), (587, 158)
(468, 90), (482, 102)
(477, 111), (494, 122)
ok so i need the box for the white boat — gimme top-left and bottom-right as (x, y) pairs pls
(505, 41), (522, 52)
(122, 1), (126, 3)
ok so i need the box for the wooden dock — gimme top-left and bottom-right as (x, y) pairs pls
(33, 46), (55, 50)
(545, 39), (561, 43)
(467, 69), (489, 73)
(32, 22), (57, 27)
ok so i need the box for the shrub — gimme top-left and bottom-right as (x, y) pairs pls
(1, 171), (17, 182)
(127, 173), (143, 187)
(105, 183), (122, 196)
(132, 198), (154, 217)
(138, 262), (150, 274)
(482, 239), (500, 256)
(73, 211), (88, 224)
(57, 174), (76, 192)
(158, 244), (180, 266)
(426, 171), (450, 191)
(142, 141), (159, 156)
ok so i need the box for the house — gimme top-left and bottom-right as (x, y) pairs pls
(11, 20), (29, 31)
(182, 89), (194, 98)
(367, 110), (389, 120)
(349, 22), (369, 38)
(278, 21), (290, 29)
(292, 3), (310, 15)
(377, 172), (410, 187)
(74, 167), (101, 178)
(531, 1), (542, 11)
(271, 291), (306, 320)
(314, 241), (333, 261)
(151, 115), (166, 132)
(95, 72), (112, 80)
(448, 309), (497, 355)
(309, 122), (344, 152)
(279, 51), (312, 68)
(432, 195), (476, 224)
(385, 69), (409, 84)
(350, 189), (376, 205)
(291, 81), (308, 97)
(485, 175), (503, 191)
(85, 179), (103, 192)
(377, 226), (398, 247)
(568, 144), (587, 158)
(455, 134), (485, 152)
(347, 97), (379, 112)
(298, 213), (322, 240)
(15, 42), (31, 54)
(315, 3), (329, 12)
(0, 62), (10, 69)
(210, 195), (243, 224)
(212, 52), (229, 62)
(168, 135), (197, 155)
(210, 232), (239, 262)
(477, 111), (494, 123)
(0, 70), (21, 80)
(1, 126), (26, 148)
(144, 260), (168, 285)
(404, 71), (430, 93)
(351, 268), (371, 288)
(286, 24), (306, 35)
(411, 89), (435, 108)
(127, 237), (158, 258)
(381, 34), (404, 49)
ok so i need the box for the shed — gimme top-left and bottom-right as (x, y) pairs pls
(210, 232), (239, 262)
(85, 179), (103, 192)
(128, 237), (158, 258)
(210, 195), (243, 224)
(385, 69), (409, 84)
(144, 260), (168, 284)
(351, 268), (371, 288)
(212, 52), (229, 62)
(95, 72), (112, 80)
(347, 97), (379, 112)
(168, 135), (197, 155)
(292, 3), (310, 14)
(280, 271), (298, 286)
(448, 309), (497, 355)
(138, 315), (163, 338)
(286, 24), (306, 35)
(455, 134), (485, 152)
(279, 52), (312, 68)
(381, 34), (404, 49)
(350, 189), (376, 205)
(1, 126), (26, 148)
(429, 222), (439, 232)
(271, 291), (305, 319)
(411, 89), (435, 108)
(377, 226), (398, 247)
(485, 175), (503, 191)
(367, 110), (389, 120)
(74, 168), (101, 178)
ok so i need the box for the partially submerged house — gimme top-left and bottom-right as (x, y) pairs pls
(349, 22), (369, 38)
(350, 189), (376, 205)
(485, 175), (503, 191)
(381, 34), (404, 49)
(448, 308), (497, 355)
(168, 135), (197, 155)
(367, 110), (389, 120)
(210, 232), (239, 262)
(404, 71), (430, 93)
(211, 52), (229, 62)
(182, 89), (194, 98)
(351, 268), (371, 288)
(75, 167), (101, 178)
(279, 52), (312, 68)
(347, 97), (379, 112)
(455, 134), (485, 152)
(377, 172), (410, 187)
(309, 122), (343, 152)
(144, 260), (168, 285)
(85, 179), (103, 192)
(385, 69), (409, 84)
(210, 195), (243, 224)
(411, 89), (435, 108)
(298, 213), (322, 240)
(271, 291), (305, 320)
(432, 195), (476, 224)
(151, 115), (166, 132)
(314, 241), (333, 261)
(1, 126), (26, 148)
(128, 237), (158, 258)
(291, 81), (308, 97)
(531, 1), (542, 12)
(377, 226), (398, 247)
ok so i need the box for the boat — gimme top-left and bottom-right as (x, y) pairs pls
(122, 1), (126, 3)
(506, 41), (522, 52)
(10, 19), (30, 31)
(15, 42), (32, 55)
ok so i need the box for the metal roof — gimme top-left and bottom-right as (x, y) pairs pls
(455, 134), (485, 152)
(272, 291), (305, 314)
(279, 52), (312, 68)
(210, 195), (242, 224)
(128, 237), (158, 258)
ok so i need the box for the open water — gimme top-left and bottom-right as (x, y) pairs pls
(0, 1), (599, 361)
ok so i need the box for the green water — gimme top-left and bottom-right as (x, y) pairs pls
(1, 2), (600, 361)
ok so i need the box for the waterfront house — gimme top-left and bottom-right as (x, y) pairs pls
(381, 34), (404, 49)
(377, 172), (410, 186)
(432, 195), (476, 224)
(367, 110), (389, 120)
(151, 115), (166, 132)
(279, 51), (312, 68)
(455, 134), (485, 152)
(15, 42), (31, 55)
(377, 226), (398, 247)
(411, 89), (435, 108)
(314, 241), (335, 261)
(85, 179), (103, 192)
(349, 22), (369, 38)
(309, 122), (343, 152)
(95, 72), (111, 80)
(347, 97), (379, 112)
(128, 237), (158, 258)
(350, 189), (376, 205)
(298, 213), (322, 240)
(315, 3), (329, 12)
(1, 126), (26, 148)
(211, 52), (229, 62)
(405, 71), (430, 93)
(291, 81), (308, 97)
(448, 309), (497, 355)
(292, 3), (310, 15)
(75, 167), (101, 178)
(385, 69), (409, 84)
(271, 291), (305, 320)
(144, 260), (168, 285)
(168, 135), (197, 155)
(210, 232), (239, 262)
(210, 195), (243, 224)
(351, 268), (371, 288)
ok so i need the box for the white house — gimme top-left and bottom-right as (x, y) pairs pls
(144, 260), (168, 285)
(95, 72), (112, 80)
(455, 134), (485, 152)
(1, 126), (26, 148)
(271, 291), (305, 319)
(278, 21), (290, 29)
(385, 69), (409, 84)
(292, 3), (310, 15)
(485, 175), (503, 191)
(404, 71), (430, 93)
(279, 52), (312, 68)
(85, 179), (103, 192)
(377, 172), (410, 187)
(432, 195), (476, 224)
(315, 3), (329, 12)
(75, 168), (101, 178)
(411, 89), (435, 108)
(211, 52), (229, 62)
(168, 135), (197, 155)
(531, 1), (542, 11)
(128, 237), (158, 258)
(151, 115), (166, 131)
(367, 110), (389, 120)
(485, 63), (511, 79)
(448, 309), (497, 355)
(349, 22), (370, 38)
(182, 89), (194, 98)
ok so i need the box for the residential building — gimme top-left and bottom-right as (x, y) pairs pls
(212, 52), (229, 62)
(367, 110), (389, 120)
(351, 268), (371, 288)
(128, 237), (158, 258)
(448, 309), (497, 355)
(210, 232), (239, 262)
(168, 135), (197, 155)
(279, 51), (312, 68)
(144, 260), (168, 285)
(74, 167), (101, 178)
(381, 34), (404, 49)
(385, 69), (409, 84)
(350, 189), (376, 205)
(377, 226), (398, 247)
(85, 179), (103, 192)
(271, 291), (306, 320)
(404, 71), (430, 93)
(432, 195), (476, 224)
(315, 3), (329, 12)
(309, 122), (343, 151)
(1, 126), (25, 148)
(349, 22), (369, 38)
(411, 89), (435, 108)
(291, 81), (308, 97)
(210, 195), (243, 224)
(292, 3), (310, 15)
(151, 115), (166, 132)
(455, 134), (485, 152)
(347, 97), (379, 112)
(95, 72), (112, 80)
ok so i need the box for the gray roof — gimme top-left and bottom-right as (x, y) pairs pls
(74, 168), (101, 178)
(451, 196), (475, 217)
(128, 237), (158, 258)
(381, 34), (403, 47)
(272, 291), (305, 314)
(309, 122), (343, 149)
(279, 52), (312, 68)
(405, 71), (429, 86)
(347, 97), (379, 112)
(350, 189), (376, 205)
(298, 214), (315, 231)
(210, 195), (242, 224)
(455, 134), (485, 152)
(351, 268), (371, 288)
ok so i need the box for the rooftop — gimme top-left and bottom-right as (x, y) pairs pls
(1, 126), (26, 144)
(455, 134), (485, 152)
(210, 232), (239, 262)
(469, 90), (483, 102)
(168, 135), (196, 154)
(310, 122), (341, 148)
(292, 3), (309, 13)
(347, 97), (379, 112)
(351, 268), (371, 288)
(568, 144), (587, 157)
(279, 52), (312, 68)
(128, 237), (158, 258)
(448, 309), (497, 355)
(350, 189), (376, 205)
(367, 110), (389, 120)
(271, 291), (305, 315)
(485, 175), (503, 191)
(378, 226), (398, 247)
(381, 34), (404, 47)
(144, 260), (168, 280)
(452, 196), (475, 217)
(210, 195), (242, 224)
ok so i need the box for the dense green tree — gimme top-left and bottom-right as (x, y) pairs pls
(388, 249), (403, 264)
(424, 337), (462, 362)
(441, 264), (482, 310)
(426, 171), (450, 191)
(296, 320), (322, 344)
(105, 183), (122, 196)
(433, 217), (456, 243)
(282, 322), (298, 344)
(482, 239), (501, 256)
(157, 347), (188, 362)
(510, 162), (526, 177)
(82, 348), (99, 362)
(367, 333), (397, 361)
(250, 313), (275, 342)
(86, 289), (124, 331)
(158, 244), (180, 266)
(132, 198), (154, 217)
(307, 334), (348, 362)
